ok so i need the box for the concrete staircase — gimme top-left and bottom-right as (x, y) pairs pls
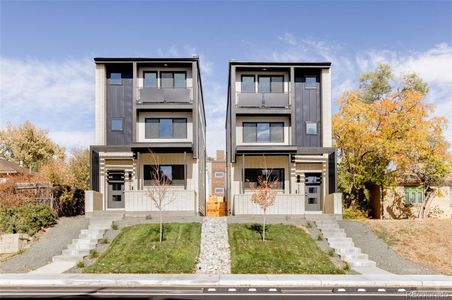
(308, 215), (377, 268)
(51, 212), (123, 263)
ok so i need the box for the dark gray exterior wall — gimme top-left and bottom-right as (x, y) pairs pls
(295, 69), (322, 147)
(90, 149), (100, 191)
(106, 64), (133, 145)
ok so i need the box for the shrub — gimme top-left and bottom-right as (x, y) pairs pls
(328, 249), (335, 257)
(89, 249), (98, 258)
(317, 234), (323, 241)
(343, 205), (369, 220)
(76, 261), (85, 268)
(0, 204), (56, 236)
(111, 223), (118, 230)
(99, 238), (108, 244)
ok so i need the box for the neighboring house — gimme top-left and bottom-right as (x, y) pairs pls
(85, 57), (207, 215)
(0, 158), (35, 183)
(209, 150), (226, 197)
(225, 61), (340, 215)
(370, 175), (452, 219)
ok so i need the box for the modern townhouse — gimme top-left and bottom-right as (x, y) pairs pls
(226, 61), (341, 216)
(85, 57), (206, 215)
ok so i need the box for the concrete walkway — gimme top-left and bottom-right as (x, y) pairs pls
(0, 273), (451, 288)
(0, 216), (89, 273)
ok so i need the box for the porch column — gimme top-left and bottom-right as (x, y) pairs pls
(288, 154), (292, 194)
(241, 154), (245, 193)
(184, 151), (187, 190)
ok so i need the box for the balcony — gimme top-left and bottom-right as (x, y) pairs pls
(237, 92), (289, 108)
(137, 87), (192, 104)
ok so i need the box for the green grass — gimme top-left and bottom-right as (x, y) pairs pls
(228, 224), (345, 274)
(84, 223), (201, 274)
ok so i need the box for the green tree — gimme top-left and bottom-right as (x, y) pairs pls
(359, 64), (393, 103)
(68, 148), (90, 190)
(0, 122), (64, 171)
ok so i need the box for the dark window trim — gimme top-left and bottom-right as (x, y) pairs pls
(160, 71), (187, 89)
(241, 75), (256, 93)
(258, 75), (285, 93)
(109, 73), (123, 85)
(242, 122), (284, 143)
(244, 168), (285, 190)
(143, 164), (185, 186)
(143, 71), (158, 88)
(144, 117), (188, 139)
(304, 75), (318, 89)
(111, 117), (124, 132)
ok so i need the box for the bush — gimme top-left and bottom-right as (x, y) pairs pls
(343, 205), (369, 220)
(0, 204), (56, 235)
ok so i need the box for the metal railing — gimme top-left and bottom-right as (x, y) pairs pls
(237, 92), (289, 108)
(137, 87), (192, 103)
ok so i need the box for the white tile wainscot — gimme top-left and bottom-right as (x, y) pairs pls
(124, 190), (196, 211)
(232, 194), (305, 215)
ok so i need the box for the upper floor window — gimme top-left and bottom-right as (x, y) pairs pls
(215, 187), (224, 194)
(215, 172), (224, 178)
(243, 122), (284, 143)
(404, 186), (424, 204)
(305, 76), (317, 89)
(244, 168), (284, 190)
(305, 121), (318, 135)
(241, 75), (255, 93)
(161, 72), (186, 88)
(111, 118), (124, 131)
(145, 118), (187, 139)
(110, 73), (122, 85)
(143, 164), (185, 186)
(144, 72), (157, 88)
(258, 76), (284, 93)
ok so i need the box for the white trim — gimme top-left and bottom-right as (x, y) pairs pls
(321, 68), (332, 147)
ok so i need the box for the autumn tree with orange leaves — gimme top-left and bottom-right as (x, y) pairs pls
(333, 64), (451, 218)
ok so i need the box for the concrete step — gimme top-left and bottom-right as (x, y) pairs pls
(336, 247), (362, 256)
(342, 253), (369, 261)
(329, 240), (355, 249)
(80, 229), (105, 235)
(88, 224), (112, 230)
(326, 237), (353, 244)
(52, 254), (83, 263)
(62, 249), (90, 257)
(79, 232), (104, 240)
(320, 228), (345, 235)
(72, 238), (97, 246)
(317, 224), (340, 230)
(322, 232), (347, 239)
(67, 243), (96, 251)
(348, 259), (377, 268)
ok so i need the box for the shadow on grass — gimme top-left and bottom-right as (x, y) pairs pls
(246, 223), (272, 241)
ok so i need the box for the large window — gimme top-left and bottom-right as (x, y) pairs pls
(258, 76), (284, 93)
(241, 75), (255, 93)
(143, 165), (185, 186)
(243, 122), (284, 143)
(111, 118), (123, 131)
(305, 76), (318, 89)
(109, 73), (122, 85)
(404, 186), (424, 204)
(244, 168), (284, 190)
(161, 72), (186, 88)
(143, 72), (157, 88)
(145, 118), (187, 139)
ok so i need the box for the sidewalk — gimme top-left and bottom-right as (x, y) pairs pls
(0, 273), (451, 288)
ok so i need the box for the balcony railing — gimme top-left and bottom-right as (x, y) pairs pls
(237, 92), (289, 108)
(137, 87), (192, 104)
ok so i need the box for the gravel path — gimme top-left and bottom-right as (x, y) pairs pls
(339, 220), (437, 275)
(0, 216), (89, 273)
(196, 217), (231, 274)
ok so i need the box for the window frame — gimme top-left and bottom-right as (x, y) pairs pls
(404, 186), (425, 205)
(111, 118), (124, 132)
(143, 164), (185, 186)
(160, 71), (187, 89)
(241, 75), (256, 93)
(215, 187), (225, 194)
(109, 73), (122, 85)
(242, 122), (284, 143)
(214, 171), (224, 178)
(244, 168), (285, 190)
(305, 121), (318, 135)
(304, 75), (318, 89)
(258, 75), (284, 93)
(144, 118), (187, 139)
(143, 71), (158, 88)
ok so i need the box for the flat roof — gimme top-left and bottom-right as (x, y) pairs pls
(229, 61), (331, 67)
(94, 57), (198, 63)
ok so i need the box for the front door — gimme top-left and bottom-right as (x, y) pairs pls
(305, 173), (321, 211)
(107, 170), (125, 209)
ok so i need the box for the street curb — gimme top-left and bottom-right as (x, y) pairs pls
(0, 274), (451, 288)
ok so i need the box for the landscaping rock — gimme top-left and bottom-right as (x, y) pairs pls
(196, 217), (231, 274)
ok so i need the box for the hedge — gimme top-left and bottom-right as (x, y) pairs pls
(0, 204), (56, 236)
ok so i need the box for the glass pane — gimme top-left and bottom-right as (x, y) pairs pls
(243, 123), (256, 142)
(306, 122), (318, 135)
(270, 123), (284, 142)
(111, 118), (123, 131)
(159, 119), (173, 138)
(404, 191), (410, 204)
(242, 76), (255, 93)
(112, 195), (122, 202)
(271, 76), (283, 92)
(110, 73), (122, 85)
(258, 77), (271, 93)
(173, 119), (187, 138)
(305, 76), (317, 88)
(160, 166), (173, 182)
(161, 73), (173, 88)
(174, 73), (186, 88)
(256, 123), (270, 142)
(144, 72), (157, 88)
(145, 118), (159, 138)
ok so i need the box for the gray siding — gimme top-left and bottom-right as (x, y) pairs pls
(295, 73), (321, 147)
(90, 149), (99, 191)
(107, 68), (133, 145)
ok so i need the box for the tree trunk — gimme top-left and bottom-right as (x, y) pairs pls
(380, 185), (384, 219)
(263, 209), (266, 241)
(159, 209), (163, 242)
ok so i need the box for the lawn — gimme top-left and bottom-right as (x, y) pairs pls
(228, 224), (345, 274)
(84, 223), (201, 274)
(366, 219), (452, 275)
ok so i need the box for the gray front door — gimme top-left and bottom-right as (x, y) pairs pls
(107, 170), (125, 209)
(305, 173), (321, 211)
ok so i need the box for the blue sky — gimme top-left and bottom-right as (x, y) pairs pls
(1, 0), (451, 156)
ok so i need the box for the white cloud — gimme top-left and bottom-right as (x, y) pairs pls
(49, 130), (94, 152)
